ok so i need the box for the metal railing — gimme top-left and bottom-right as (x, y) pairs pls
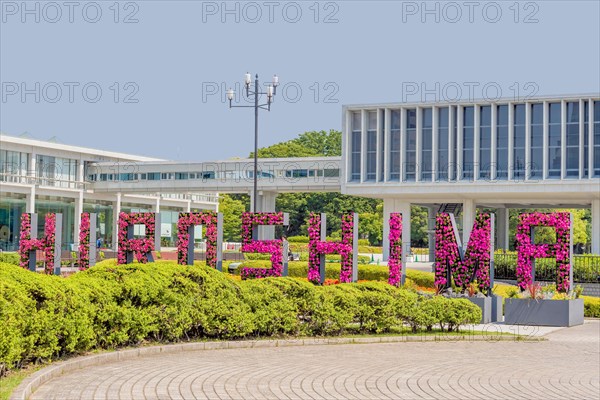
(0, 173), (88, 190)
(494, 253), (600, 283)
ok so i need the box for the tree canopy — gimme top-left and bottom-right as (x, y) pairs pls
(220, 130), (592, 250)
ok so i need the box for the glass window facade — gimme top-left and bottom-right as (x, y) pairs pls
(496, 105), (509, 179)
(452, 106), (458, 180)
(350, 112), (361, 181)
(595, 101), (600, 177)
(366, 111), (377, 181)
(0, 150), (29, 184)
(345, 98), (597, 185)
(479, 106), (491, 179)
(548, 102), (562, 178)
(35, 196), (75, 250)
(437, 107), (449, 181)
(513, 104), (526, 179)
(583, 101), (589, 177)
(36, 155), (78, 187)
(566, 102), (579, 178)
(0, 193), (26, 251)
(462, 106), (474, 179)
(389, 110), (401, 181)
(421, 108), (433, 181)
(530, 103), (544, 179)
(405, 109), (416, 181)
(83, 201), (114, 248)
(379, 110), (385, 181)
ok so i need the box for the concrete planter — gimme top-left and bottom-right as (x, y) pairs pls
(466, 297), (492, 324)
(504, 298), (584, 327)
(491, 295), (503, 322)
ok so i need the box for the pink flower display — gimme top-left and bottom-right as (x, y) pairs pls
(18, 213), (58, 274)
(308, 213), (355, 284)
(176, 212), (219, 268)
(516, 212), (572, 292)
(240, 212), (286, 279)
(434, 213), (493, 293)
(117, 212), (156, 265)
(388, 213), (403, 287)
(78, 212), (91, 270)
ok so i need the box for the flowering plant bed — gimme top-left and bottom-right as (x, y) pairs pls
(239, 212), (287, 279)
(502, 282), (584, 326)
(117, 212), (157, 264)
(516, 212), (572, 292)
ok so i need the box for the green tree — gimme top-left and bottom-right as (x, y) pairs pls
(254, 141), (320, 158)
(293, 129), (342, 156)
(410, 206), (429, 247)
(248, 128), (432, 247)
(219, 194), (245, 242)
(359, 203), (384, 245)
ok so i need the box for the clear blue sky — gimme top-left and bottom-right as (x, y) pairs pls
(1, 0), (599, 161)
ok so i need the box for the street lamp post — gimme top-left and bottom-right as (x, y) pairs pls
(227, 73), (279, 213)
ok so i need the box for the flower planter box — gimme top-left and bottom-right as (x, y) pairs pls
(504, 298), (584, 327)
(466, 297), (492, 324)
(467, 296), (504, 323)
(491, 295), (503, 323)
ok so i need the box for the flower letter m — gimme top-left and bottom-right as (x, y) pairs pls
(434, 213), (495, 294)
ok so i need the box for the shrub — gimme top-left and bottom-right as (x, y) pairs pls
(357, 245), (383, 254)
(287, 236), (309, 243)
(239, 279), (299, 336)
(0, 260), (538, 375)
(0, 252), (19, 266)
(351, 282), (399, 333)
(583, 296), (600, 318)
(406, 270), (435, 288)
(443, 299), (482, 332)
(309, 285), (357, 335)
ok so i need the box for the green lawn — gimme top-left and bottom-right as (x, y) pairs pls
(0, 365), (42, 400)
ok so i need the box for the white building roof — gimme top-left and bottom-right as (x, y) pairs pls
(0, 133), (164, 162)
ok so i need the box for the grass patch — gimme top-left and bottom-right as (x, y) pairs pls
(0, 365), (42, 400)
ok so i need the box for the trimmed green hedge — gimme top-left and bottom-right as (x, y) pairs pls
(287, 236), (370, 246)
(584, 296), (600, 318)
(0, 252), (19, 266)
(494, 251), (600, 282)
(0, 261), (481, 374)
(239, 260), (434, 287)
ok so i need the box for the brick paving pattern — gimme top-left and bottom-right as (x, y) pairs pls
(30, 321), (600, 400)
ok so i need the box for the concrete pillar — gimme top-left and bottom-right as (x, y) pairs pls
(74, 162), (86, 248)
(250, 191), (277, 240)
(382, 199), (411, 261)
(153, 197), (160, 213)
(592, 199), (600, 254)
(77, 162), (84, 185)
(26, 186), (35, 213)
(462, 199), (475, 246)
(29, 152), (36, 182)
(74, 191), (84, 246)
(428, 207), (436, 261)
(113, 193), (122, 250)
(496, 207), (509, 250)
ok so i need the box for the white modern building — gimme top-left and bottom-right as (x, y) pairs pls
(0, 134), (219, 251)
(342, 94), (600, 255)
(1, 94), (599, 254)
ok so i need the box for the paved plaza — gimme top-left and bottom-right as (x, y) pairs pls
(26, 320), (600, 400)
